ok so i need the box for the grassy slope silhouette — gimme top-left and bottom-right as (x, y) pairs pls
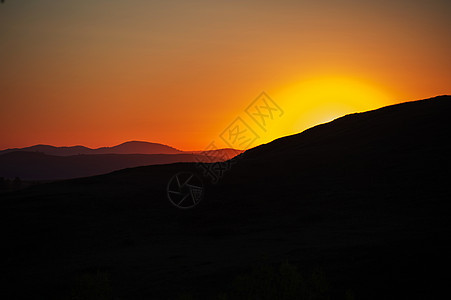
(0, 152), (220, 180)
(1, 95), (450, 299)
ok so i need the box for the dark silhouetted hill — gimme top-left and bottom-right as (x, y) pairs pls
(226, 95), (451, 189)
(1, 95), (450, 300)
(189, 148), (244, 160)
(0, 151), (220, 180)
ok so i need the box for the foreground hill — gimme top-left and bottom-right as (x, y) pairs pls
(0, 152), (220, 180)
(226, 95), (451, 189)
(188, 148), (244, 160)
(1, 95), (450, 299)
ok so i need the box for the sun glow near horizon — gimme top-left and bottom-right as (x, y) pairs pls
(257, 76), (396, 145)
(1, 0), (449, 150)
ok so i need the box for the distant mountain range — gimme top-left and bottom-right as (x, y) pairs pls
(0, 141), (243, 180)
(0, 141), (172, 155)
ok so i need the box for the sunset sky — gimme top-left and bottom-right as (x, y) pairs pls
(1, 0), (450, 150)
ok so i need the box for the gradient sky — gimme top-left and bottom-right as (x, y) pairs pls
(1, 0), (450, 150)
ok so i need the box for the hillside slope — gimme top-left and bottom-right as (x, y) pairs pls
(0, 152), (217, 180)
(2, 95), (451, 300)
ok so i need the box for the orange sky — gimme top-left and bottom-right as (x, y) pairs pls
(1, 0), (450, 150)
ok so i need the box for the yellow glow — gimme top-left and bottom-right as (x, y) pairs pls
(265, 76), (395, 143)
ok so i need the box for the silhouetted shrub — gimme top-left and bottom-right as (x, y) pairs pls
(345, 289), (355, 300)
(177, 262), (333, 299)
(71, 270), (113, 300)
(12, 177), (22, 190)
(0, 178), (11, 190)
(177, 292), (194, 300)
(217, 262), (330, 300)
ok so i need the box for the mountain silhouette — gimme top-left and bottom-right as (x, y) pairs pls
(0, 141), (183, 156)
(1, 95), (450, 299)
(92, 141), (183, 155)
(0, 141), (244, 180)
